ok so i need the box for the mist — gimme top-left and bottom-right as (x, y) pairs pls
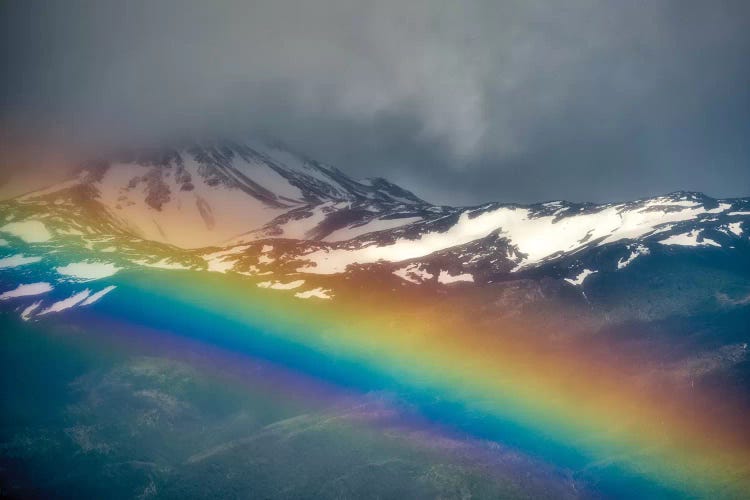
(2, 0), (749, 204)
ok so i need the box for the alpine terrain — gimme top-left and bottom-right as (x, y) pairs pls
(1, 140), (749, 499)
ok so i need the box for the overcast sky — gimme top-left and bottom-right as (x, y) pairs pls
(2, 0), (749, 204)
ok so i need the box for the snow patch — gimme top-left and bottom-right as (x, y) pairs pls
(230, 155), (305, 201)
(56, 262), (120, 281)
(659, 230), (721, 248)
(295, 287), (333, 299)
(40, 290), (91, 314)
(726, 222), (743, 237)
(203, 246), (249, 273)
(21, 301), (42, 320)
(706, 203), (732, 214)
(0, 254), (42, 269)
(438, 270), (474, 284)
(257, 280), (305, 290)
(617, 245), (650, 269)
(565, 269), (597, 286)
(299, 201), (712, 274)
(0, 282), (53, 300)
(0, 220), (52, 243)
(324, 216), (422, 242)
(94, 160), (289, 248)
(206, 257), (236, 273)
(81, 285), (117, 306)
(393, 263), (434, 284)
(277, 205), (329, 239)
(133, 258), (191, 270)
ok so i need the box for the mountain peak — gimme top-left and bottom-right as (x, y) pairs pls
(15, 139), (428, 248)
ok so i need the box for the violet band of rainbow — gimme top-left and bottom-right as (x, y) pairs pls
(36, 268), (739, 499)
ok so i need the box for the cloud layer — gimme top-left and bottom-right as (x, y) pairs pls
(2, 0), (749, 203)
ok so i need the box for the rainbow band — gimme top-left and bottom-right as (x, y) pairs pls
(45, 268), (742, 499)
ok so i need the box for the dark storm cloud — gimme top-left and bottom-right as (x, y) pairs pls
(2, 0), (749, 203)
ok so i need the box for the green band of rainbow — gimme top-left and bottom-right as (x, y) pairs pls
(54, 269), (748, 499)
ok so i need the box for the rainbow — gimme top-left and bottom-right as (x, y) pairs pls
(25, 267), (745, 499)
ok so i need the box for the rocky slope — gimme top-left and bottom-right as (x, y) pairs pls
(1, 140), (749, 389)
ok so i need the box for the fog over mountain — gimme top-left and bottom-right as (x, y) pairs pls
(2, 0), (750, 204)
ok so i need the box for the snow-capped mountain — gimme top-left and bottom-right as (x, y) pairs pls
(1, 139), (749, 326)
(14, 140), (428, 248)
(2, 139), (750, 427)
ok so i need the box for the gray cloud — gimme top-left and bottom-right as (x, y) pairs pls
(2, 0), (749, 204)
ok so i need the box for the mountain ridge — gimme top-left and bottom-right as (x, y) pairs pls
(1, 140), (749, 454)
(5, 140), (748, 277)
